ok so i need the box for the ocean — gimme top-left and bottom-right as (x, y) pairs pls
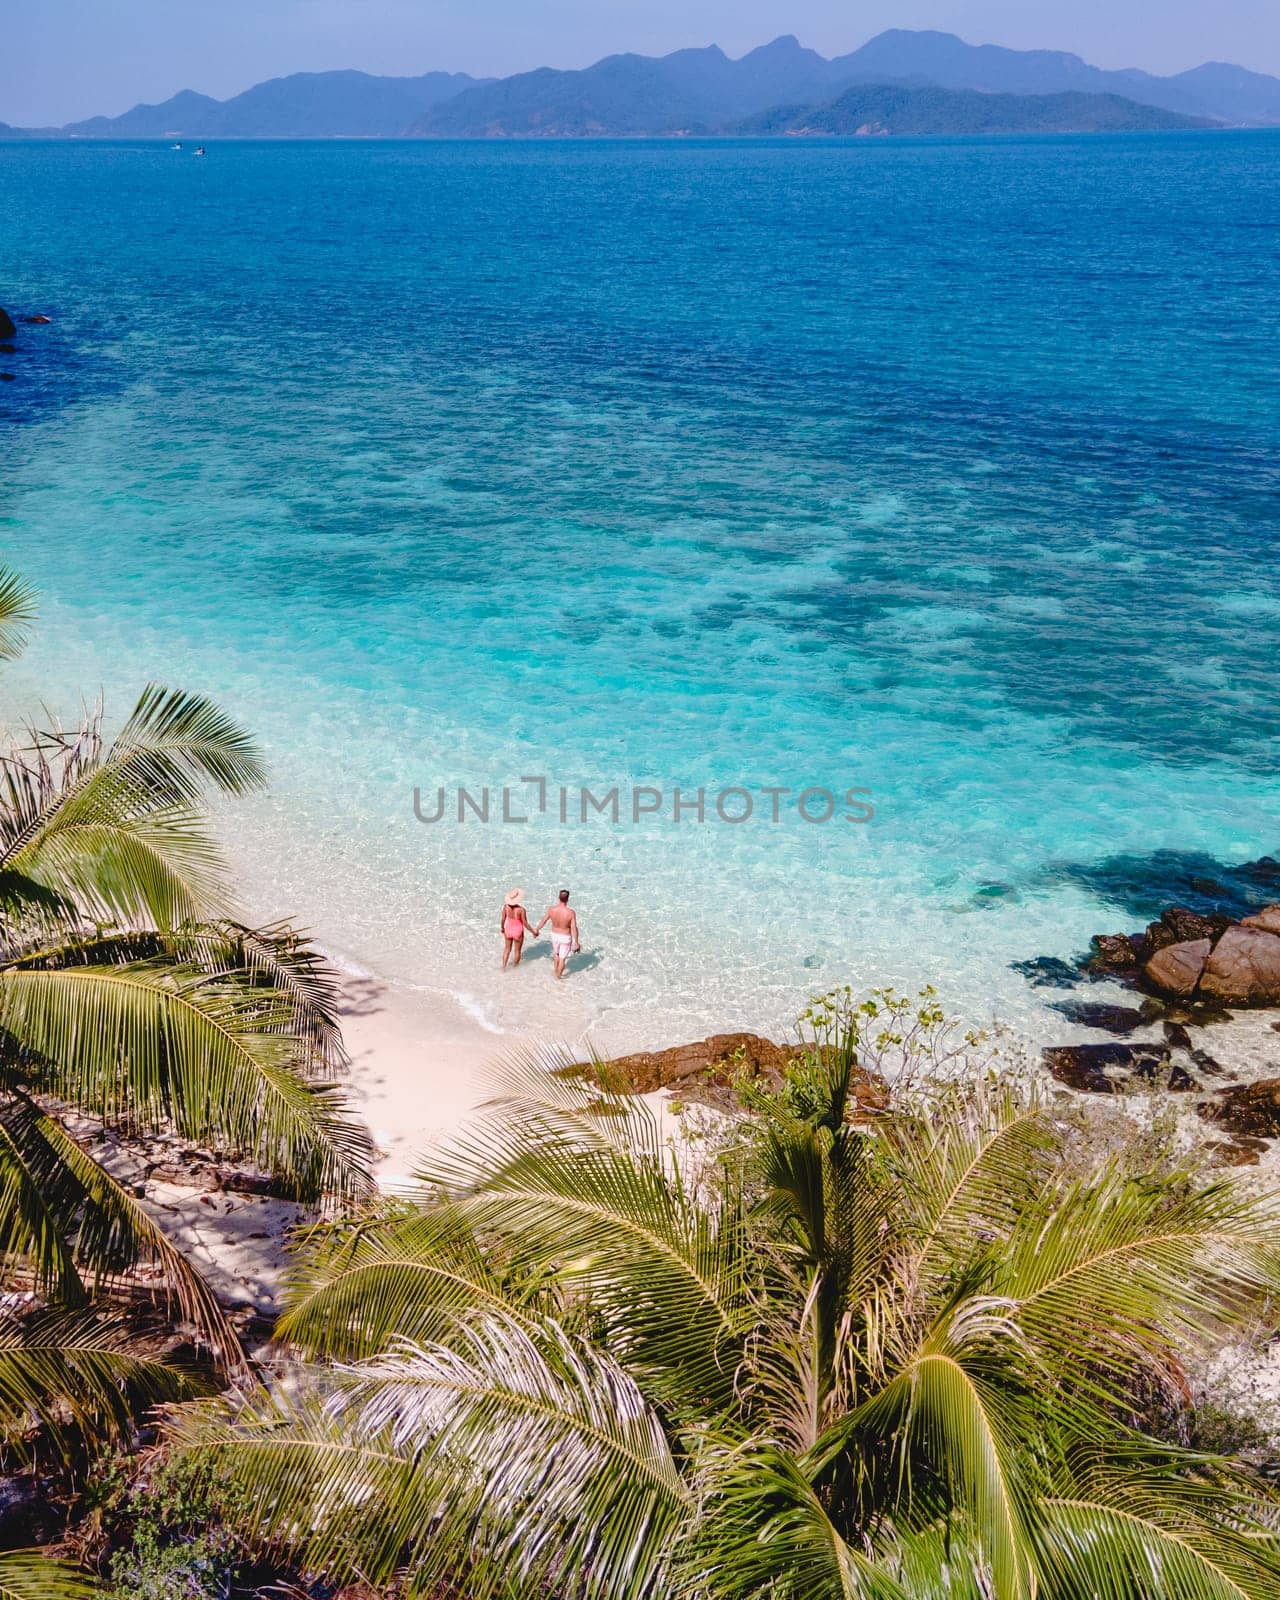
(3, 133), (1278, 1050)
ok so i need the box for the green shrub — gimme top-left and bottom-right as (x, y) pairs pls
(82, 1450), (244, 1600)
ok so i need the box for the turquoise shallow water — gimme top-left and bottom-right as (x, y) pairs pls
(3, 134), (1278, 1046)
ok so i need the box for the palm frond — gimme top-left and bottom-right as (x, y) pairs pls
(277, 1200), (533, 1361)
(173, 921), (348, 1075)
(0, 711), (229, 928)
(0, 686), (262, 929)
(8, 921), (346, 1075)
(0, 963), (373, 1203)
(0, 569), (37, 663)
(5, 1096), (243, 1366)
(171, 1316), (688, 1599)
(0, 1309), (209, 1456)
(1001, 1169), (1280, 1404)
(682, 1438), (914, 1600)
(420, 1058), (751, 1413)
(1039, 1491), (1280, 1599)
(0, 1094), (84, 1305)
(0, 1550), (99, 1600)
(105, 685), (265, 802)
(4, 810), (229, 931)
(832, 1302), (1040, 1600)
(885, 1085), (1057, 1277)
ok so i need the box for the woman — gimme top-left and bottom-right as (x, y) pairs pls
(500, 888), (537, 969)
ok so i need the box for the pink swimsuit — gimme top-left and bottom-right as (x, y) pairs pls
(504, 915), (524, 939)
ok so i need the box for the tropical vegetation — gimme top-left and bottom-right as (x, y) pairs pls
(169, 1004), (1280, 1598)
(0, 567), (370, 1587)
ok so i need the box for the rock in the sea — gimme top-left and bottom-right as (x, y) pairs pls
(1141, 921), (1178, 957)
(1043, 1041), (1183, 1095)
(1051, 1000), (1147, 1034)
(1203, 1135), (1269, 1167)
(1090, 933), (1140, 973)
(1011, 955), (1082, 989)
(0, 374), (13, 382)
(1200, 1079), (1280, 1139)
(1161, 905), (1232, 944)
(1198, 926), (1280, 1006)
(1241, 904), (1280, 936)
(1143, 938), (1211, 998)
(0, 307), (14, 339)
(0, 344), (14, 355)
(20, 313), (51, 325)
(1162, 1020), (1223, 1076)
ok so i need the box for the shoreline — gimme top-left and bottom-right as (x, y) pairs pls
(136, 944), (1280, 1332)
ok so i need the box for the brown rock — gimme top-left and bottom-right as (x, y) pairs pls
(1143, 938), (1210, 998)
(1053, 1000), (1147, 1034)
(593, 1032), (887, 1115)
(1161, 906), (1231, 944)
(1200, 1079), (1280, 1139)
(1241, 904), (1280, 936)
(1141, 921), (1179, 958)
(1043, 1041), (1177, 1095)
(1203, 1137), (1267, 1167)
(1090, 933), (1140, 973)
(0, 307), (14, 340)
(1199, 926), (1280, 1006)
(1162, 1020), (1223, 1076)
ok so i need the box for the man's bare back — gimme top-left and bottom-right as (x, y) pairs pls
(534, 889), (580, 980)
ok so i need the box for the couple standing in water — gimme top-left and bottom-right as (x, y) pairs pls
(501, 887), (580, 979)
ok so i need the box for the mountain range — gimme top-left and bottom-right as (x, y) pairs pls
(5, 31), (1280, 140)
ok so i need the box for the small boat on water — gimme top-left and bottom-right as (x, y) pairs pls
(194, 146), (206, 157)
(171, 142), (182, 150)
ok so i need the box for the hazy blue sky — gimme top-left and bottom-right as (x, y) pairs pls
(5, 0), (1279, 125)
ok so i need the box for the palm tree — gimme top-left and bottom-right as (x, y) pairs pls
(169, 1035), (1280, 1599)
(0, 566), (373, 1464)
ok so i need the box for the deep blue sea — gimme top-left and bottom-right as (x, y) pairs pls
(3, 134), (1278, 1047)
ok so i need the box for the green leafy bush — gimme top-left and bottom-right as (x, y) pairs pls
(82, 1451), (244, 1600)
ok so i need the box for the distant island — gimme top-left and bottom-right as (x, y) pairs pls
(737, 85), (1212, 138)
(5, 29), (1279, 140)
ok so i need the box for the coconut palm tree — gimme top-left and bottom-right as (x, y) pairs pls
(0, 566), (373, 1459)
(169, 1037), (1280, 1599)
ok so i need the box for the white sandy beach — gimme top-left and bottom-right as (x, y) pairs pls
(334, 958), (721, 1183)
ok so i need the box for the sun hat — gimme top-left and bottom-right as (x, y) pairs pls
(504, 888), (525, 907)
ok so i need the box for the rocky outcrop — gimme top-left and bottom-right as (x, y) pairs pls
(1144, 938), (1211, 997)
(1158, 906), (1231, 944)
(593, 1031), (888, 1115)
(1199, 927), (1280, 1006)
(1037, 888), (1280, 1166)
(0, 307), (14, 339)
(1087, 902), (1280, 1009)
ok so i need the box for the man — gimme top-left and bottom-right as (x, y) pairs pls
(535, 889), (580, 981)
